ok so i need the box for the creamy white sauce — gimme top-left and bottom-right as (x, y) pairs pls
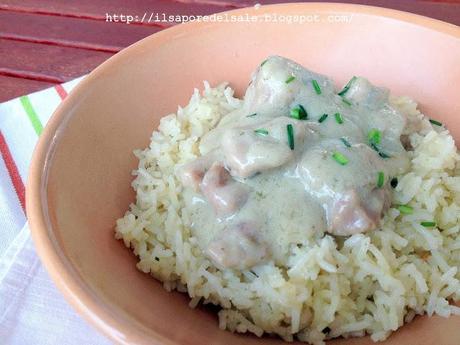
(178, 56), (410, 269)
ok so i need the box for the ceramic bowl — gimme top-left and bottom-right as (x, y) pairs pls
(27, 3), (460, 345)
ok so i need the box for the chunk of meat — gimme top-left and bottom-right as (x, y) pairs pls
(221, 116), (312, 178)
(341, 77), (389, 109)
(244, 57), (301, 116)
(298, 141), (390, 235)
(244, 56), (332, 117)
(178, 151), (218, 191)
(200, 56), (332, 154)
(327, 189), (388, 236)
(340, 77), (410, 175)
(206, 222), (269, 269)
(221, 129), (293, 178)
(200, 162), (249, 217)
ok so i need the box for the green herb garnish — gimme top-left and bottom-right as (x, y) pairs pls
(332, 151), (349, 165)
(334, 112), (344, 124)
(421, 221), (436, 227)
(368, 129), (382, 145)
(246, 113), (257, 118)
(298, 105), (308, 119)
(318, 114), (328, 123)
(377, 171), (385, 188)
(342, 98), (352, 106)
(377, 149), (390, 159)
(370, 143), (391, 159)
(287, 124), (294, 150)
(338, 76), (357, 96)
(340, 137), (351, 148)
(312, 79), (321, 95)
(254, 128), (268, 136)
(429, 119), (443, 127)
(398, 205), (413, 215)
(290, 105), (308, 120)
(285, 76), (296, 84)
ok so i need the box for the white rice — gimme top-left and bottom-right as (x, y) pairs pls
(116, 82), (460, 344)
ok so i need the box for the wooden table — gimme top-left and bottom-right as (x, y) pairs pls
(1, 0), (459, 102)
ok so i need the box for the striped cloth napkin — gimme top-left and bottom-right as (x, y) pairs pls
(0, 79), (111, 344)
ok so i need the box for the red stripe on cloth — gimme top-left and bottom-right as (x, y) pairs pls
(54, 84), (68, 100)
(0, 131), (26, 214)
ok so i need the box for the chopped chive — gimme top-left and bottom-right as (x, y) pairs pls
(398, 205), (413, 215)
(291, 108), (300, 119)
(429, 119), (443, 127)
(340, 137), (351, 148)
(377, 171), (385, 188)
(246, 113), (257, 118)
(312, 79), (322, 95)
(338, 76), (357, 96)
(287, 124), (294, 150)
(254, 128), (268, 136)
(318, 114), (328, 123)
(260, 59), (268, 67)
(368, 129), (382, 145)
(390, 177), (398, 188)
(298, 105), (307, 119)
(370, 143), (391, 159)
(342, 98), (352, 106)
(285, 76), (296, 84)
(378, 150), (390, 159)
(332, 151), (349, 165)
(334, 112), (344, 124)
(421, 221), (436, 227)
(290, 105), (308, 120)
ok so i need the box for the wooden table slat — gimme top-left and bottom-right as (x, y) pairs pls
(0, 75), (54, 102)
(0, 11), (162, 52)
(0, 38), (113, 82)
(0, 0), (236, 21)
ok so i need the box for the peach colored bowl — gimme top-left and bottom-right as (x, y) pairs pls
(27, 3), (460, 345)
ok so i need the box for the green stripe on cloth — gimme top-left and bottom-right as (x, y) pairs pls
(20, 96), (43, 136)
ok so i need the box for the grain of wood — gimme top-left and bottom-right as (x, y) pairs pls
(0, 11), (162, 52)
(0, 39), (113, 81)
(0, 0), (232, 21)
(0, 75), (54, 102)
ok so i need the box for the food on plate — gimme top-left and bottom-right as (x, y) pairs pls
(116, 56), (460, 344)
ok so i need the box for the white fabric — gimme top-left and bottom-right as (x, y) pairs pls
(0, 79), (112, 344)
(0, 224), (112, 345)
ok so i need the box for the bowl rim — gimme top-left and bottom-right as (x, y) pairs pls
(26, 2), (460, 344)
